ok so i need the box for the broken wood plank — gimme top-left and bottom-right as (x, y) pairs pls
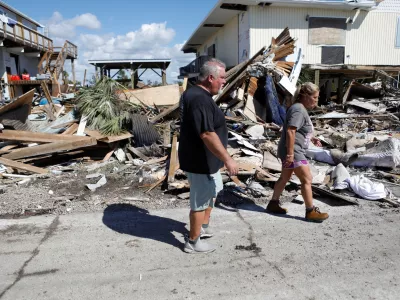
(381, 198), (400, 208)
(84, 129), (106, 140)
(98, 132), (132, 143)
(51, 120), (79, 129)
(41, 82), (53, 104)
(145, 175), (166, 193)
(76, 115), (88, 136)
(243, 77), (259, 122)
(41, 104), (56, 122)
(144, 156), (168, 165)
(163, 121), (171, 146)
(0, 144), (19, 155)
(126, 152), (134, 162)
(54, 105), (65, 118)
(215, 46), (266, 104)
(150, 103), (179, 123)
(230, 176), (246, 188)
(102, 144), (118, 162)
(3, 138), (97, 160)
(0, 157), (48, 174)
(0, 130), (90, 143)
(62, 123), (79, 135)
(127, 146), (149, 161)
(311, 185), (359, 205)
(167, 134), (179, 183)
(0, 89), (34, 116)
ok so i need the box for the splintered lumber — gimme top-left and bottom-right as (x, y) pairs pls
(230, 176), (246, 188)
(0, 89), (34, 116)
(0, 130), (90, 143)
(76, 115), (88, 136)
(62, 123), (79, 135)
(51, 120), (79, 129)
(41, 82), (53, 104)
(243, 77), (259, 122)
(146, 175), (166, 193)
(0, 144), (18, 155)
(3, 138), (97, 160)
(127, 146), (149, 161)
(99, 132), (132, 143)
(167, 135), (179, 183)
(144, 156), (168, 165)
(215, 46), (266, 104)
(84, 129), (106, 140)
(0, 157), (48, 174)
(150, 103), (179, 123)
(311, 185), (359, 205)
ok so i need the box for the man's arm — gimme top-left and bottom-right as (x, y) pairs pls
(200, 131), (238, 176)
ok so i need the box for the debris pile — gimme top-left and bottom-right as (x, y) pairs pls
(1, 28), (399, 216)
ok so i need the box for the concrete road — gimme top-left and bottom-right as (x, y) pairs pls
(1, 201), (399, 300)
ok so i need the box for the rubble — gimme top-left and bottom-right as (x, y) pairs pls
(1, 27), (400, 217)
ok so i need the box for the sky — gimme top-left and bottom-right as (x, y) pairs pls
(6, 0), (219, 84)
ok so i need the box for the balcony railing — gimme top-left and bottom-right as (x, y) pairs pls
(179, 55), (212, 77)
(54, 40), (78, 58)
(0, 21), (53, 52)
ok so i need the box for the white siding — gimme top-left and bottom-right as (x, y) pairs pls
(249, 6), (400, 66)
(198, 15), (239, 68)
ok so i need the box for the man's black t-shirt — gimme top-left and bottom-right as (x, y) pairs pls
(178, 85), (228, 174)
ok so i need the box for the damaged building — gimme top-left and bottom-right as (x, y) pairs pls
(180, 0), (400, 104)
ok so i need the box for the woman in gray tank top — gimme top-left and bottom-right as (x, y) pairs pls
(266, 82), (329, 222)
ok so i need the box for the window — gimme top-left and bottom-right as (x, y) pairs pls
(309, 17), (347, 45)
(321, 46), (344, 64)
(207, 44), (216, 58)
(396, 17), (400, 48)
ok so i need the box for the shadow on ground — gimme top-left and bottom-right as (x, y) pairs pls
(102, 204), (188, 250)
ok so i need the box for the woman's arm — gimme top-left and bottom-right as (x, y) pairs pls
(284, 126), (297, 166)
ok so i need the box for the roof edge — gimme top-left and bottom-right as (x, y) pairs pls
(181, 0), (377, 52)
(0, 1), (44, 27)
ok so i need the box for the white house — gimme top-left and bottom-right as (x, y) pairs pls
(181, 0), (400, 69)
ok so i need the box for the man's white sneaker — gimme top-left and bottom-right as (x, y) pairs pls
(200, 226), (214, 238)
(183, 237), (216, 254)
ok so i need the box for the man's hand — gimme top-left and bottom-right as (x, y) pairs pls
(225, 157), (238, 176)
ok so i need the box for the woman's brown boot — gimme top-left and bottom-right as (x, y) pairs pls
(266, 200), (288, 214)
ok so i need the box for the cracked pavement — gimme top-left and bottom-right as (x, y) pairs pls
(1, 201), (399, 299)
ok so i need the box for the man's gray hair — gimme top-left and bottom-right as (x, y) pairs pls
(198, 58), (226, 82)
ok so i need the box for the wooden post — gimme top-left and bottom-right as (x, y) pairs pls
(167, 134), (179, 183)
(83, 69), (87, 86)
(162, 62), (167, 86)
(71, 59), (76, 84)
(338, 74), (344, 104)
(315, 70), (320, 87)
(182, 76), (188, 92)
(131, 64), (135, 89)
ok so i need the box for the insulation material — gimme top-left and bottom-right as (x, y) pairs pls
(346, 175), (386, 200)
(351, 138), (400, 169)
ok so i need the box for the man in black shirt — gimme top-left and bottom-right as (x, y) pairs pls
(179, 58), (238, 254)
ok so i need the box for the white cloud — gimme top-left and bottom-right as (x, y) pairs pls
(46, 12), (101, 40)
(47, 12), (194, 84)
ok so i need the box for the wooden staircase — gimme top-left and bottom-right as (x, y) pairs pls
(38, 40), (78, 82)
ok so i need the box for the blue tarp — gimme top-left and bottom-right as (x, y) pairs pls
(264, 75), (286, 126)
